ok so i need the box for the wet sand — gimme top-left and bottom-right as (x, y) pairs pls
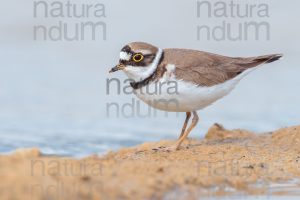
(0, 124), (300, 200)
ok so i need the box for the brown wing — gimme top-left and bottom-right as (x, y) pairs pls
(161, 49), (282, 87)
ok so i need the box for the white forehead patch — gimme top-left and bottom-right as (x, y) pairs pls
(120, 51), (131, 61)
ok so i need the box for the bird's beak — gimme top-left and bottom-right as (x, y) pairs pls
(109, 64), (125, 73)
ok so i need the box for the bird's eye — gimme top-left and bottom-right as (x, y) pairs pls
(132, 53), (144, 62)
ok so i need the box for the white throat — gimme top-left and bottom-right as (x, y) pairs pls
(123, 48), (163, 82)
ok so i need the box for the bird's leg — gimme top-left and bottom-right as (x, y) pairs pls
(178, 112), (191, 139)
(152, 111), (199, 152)
(175, 111), (199, 150)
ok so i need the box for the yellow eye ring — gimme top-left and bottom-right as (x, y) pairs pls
(133, 53), (144, 62)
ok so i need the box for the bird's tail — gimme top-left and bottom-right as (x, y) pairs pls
(253, 54), (283, 64)
(235, 54), (283, 68)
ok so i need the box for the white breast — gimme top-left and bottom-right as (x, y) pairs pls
(134, 65), (255, 112)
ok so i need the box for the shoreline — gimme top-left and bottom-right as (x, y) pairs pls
(0, 124), (300, 200)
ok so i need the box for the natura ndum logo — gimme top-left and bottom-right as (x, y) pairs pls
(196, 0), (271, 41)
(33, 0), (107, 41)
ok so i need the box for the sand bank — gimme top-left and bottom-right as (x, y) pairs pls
(0, 124), (300, 200)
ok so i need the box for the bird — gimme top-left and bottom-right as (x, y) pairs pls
(109, 42), (282, 151)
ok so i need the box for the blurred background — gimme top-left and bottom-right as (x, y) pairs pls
(0, 0), (299, 157)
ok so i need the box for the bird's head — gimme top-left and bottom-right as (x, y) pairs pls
(109, 42), (163, 82)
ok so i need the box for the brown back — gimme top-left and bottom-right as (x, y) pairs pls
(159, 49), (282, 87)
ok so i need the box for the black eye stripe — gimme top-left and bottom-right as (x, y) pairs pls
(118, 51), (156, 67)
(143, 54), (154, 57)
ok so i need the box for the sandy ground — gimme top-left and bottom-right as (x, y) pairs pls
(0, 124), (300, 200)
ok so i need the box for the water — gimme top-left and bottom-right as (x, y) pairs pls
(164, 179), (300, 199)
(1, 0), (300, 157)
